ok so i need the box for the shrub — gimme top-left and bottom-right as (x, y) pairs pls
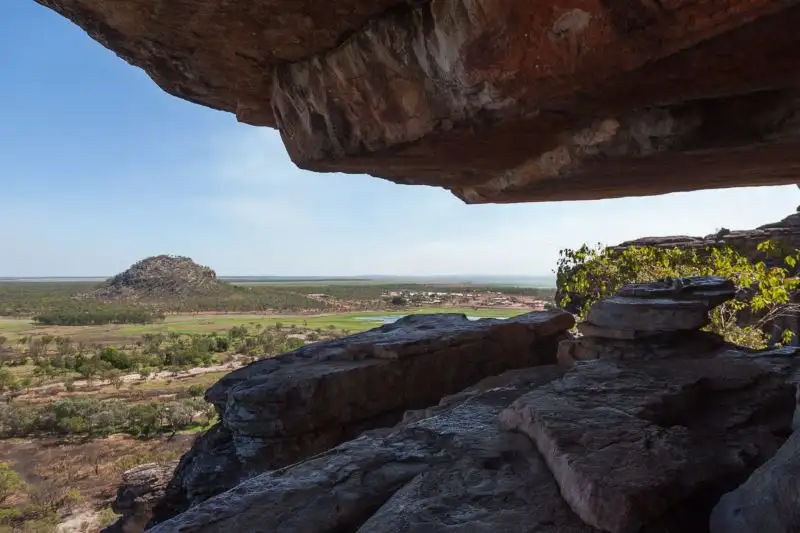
(97, 507), (120, 528)
(186, 385), (205, 398)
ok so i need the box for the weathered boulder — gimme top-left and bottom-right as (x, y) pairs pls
(101, 462), (177, 533)
(149, 311), (573, 525)
(709, 429), (800, 533)
(148, 354), (794, 533)
(33, 1), (800, 203)
(559, 277), (732, 368)
(499, 358), (794, 533)
(586, 296), (712, 332)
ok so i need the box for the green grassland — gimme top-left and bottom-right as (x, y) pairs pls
(0, 307), (523, 344)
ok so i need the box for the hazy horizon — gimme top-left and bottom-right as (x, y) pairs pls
(0, 273), (558, 285)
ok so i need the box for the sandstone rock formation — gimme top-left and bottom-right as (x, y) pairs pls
(148, 351), (795, 533)
(148, 311), (573, 525)
(102, 462), (178, 533)
(558, 276), (731, 367)
(33, 0), (800, 203)
(130, 277), (800, 533)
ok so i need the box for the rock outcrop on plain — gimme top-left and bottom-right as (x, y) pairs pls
(147, 311), (574, 525)
(33, 0), (800, 203)
(92, 255), (222, 301)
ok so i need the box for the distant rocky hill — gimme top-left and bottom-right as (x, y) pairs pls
(91, 255), (224, 301)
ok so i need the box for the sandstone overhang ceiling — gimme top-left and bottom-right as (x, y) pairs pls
(34, 0), (800, 203)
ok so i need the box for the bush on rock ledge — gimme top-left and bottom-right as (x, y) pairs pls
(556, 239), (800, 350)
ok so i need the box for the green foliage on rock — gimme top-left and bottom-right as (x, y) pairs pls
(556, 239), (800, 349)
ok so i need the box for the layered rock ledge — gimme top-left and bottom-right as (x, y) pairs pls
(147, 311), (573, 525)
(148, 355), (795, 533)
(33, 0), (800, 203)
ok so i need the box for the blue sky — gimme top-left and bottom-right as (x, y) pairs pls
(2, 1), (798, 277)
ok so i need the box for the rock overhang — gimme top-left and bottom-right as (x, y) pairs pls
(34, 0), (800, 203)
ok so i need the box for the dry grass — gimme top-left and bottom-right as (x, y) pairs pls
(0, 435), (194, 531)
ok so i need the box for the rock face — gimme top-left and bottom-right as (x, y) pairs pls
(710, 429), (800, 533)
(148, 353), (794, 533)
(93, 255), (222, 300)
(500, 358), (792, 533)
(33, 0), (800, 203)
(101, 462), (177, 533)
(149, 311), (574, 525)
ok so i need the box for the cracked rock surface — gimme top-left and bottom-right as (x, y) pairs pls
(148, 355), (794, 533)
(148, 311), (573, 525)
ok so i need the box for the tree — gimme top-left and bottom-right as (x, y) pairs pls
(106, 369), (124, 390)
(390, 296), (407, 306)
(556, 240), (800, 350)
(0, 463), (25, 504)
(163, 401), (194, 437)
(0, 369), (17, 395)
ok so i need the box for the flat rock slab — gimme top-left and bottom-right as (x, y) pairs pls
(586, 296), (711, 332)
(557, 330), (724, 367)
(577, 321), (665, 340)
(149, 311), (573, 525)
(499, 358), (794, 533)
(618, 276), (735, 307)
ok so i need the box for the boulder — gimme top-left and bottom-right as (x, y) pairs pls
(100, 462), (177, 533)
(499, 358), (795, 533)
(585, 296), (712, 332)
(710, 430), (800, 533)
(148, 354), (794, 533)
(559, 277), (733, 368)
(149, 311), (573, 525)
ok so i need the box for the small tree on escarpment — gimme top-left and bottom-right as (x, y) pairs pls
(556, 240), (800, 350)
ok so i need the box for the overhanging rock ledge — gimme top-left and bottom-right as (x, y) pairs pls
(33, 0), (800, 203)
